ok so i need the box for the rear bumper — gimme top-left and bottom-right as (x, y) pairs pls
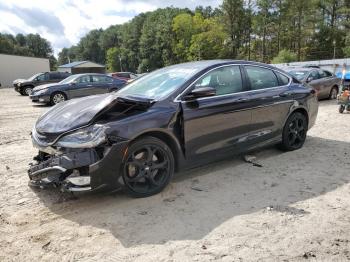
(308, 95), (318, 130)
(28, 141), (129, 192)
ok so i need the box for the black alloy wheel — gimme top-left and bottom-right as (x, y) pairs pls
(122, 137), (174, 197)
(280, 112), (308, 151)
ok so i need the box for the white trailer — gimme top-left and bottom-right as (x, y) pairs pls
(0, 54), (49, 88)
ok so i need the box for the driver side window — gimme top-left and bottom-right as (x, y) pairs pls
(37, 73), (48, 81)
(193, 66), (243, 96)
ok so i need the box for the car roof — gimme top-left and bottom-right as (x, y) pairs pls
(72, 73), (110, 77)
(113, 72), (136, 74)
(161, 60), (281, 72)
(284, 67), (313, 72)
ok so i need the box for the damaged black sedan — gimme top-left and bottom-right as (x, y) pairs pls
(28, 60), (318, 197)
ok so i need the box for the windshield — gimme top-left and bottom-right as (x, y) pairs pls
(287, 70), (309, 81)
(59, 74), (79, 84)
(28, 73), (43, 81)
(116, 65), (202, 100)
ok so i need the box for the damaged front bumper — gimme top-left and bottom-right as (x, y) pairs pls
(28, 141), (129, 192)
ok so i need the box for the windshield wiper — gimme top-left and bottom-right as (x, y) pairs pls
(116, 96), (155, 107)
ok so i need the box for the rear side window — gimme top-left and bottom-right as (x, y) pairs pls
(92, 76), (113, 83)
(49, 73), (58, 80)
(323, 70), (333, 77)
(104, 76), (113, 82)
(78, 76), (91, 83)
(60, 73), (70, 79)
(245, 66), (279, 90)
(318, 70), (327, 78)
(117, 73), (130, 78)
(275, 71), (290, 85)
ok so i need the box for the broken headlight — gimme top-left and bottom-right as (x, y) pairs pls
(55, 124), (107, 148)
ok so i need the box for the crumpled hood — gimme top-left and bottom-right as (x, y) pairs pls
(33, 83), (61, 91)
(35, 93), (116, 134)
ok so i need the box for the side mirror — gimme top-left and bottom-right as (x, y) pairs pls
(183, 87), (216, 101)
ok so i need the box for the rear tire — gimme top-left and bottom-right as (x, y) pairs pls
(121, 136), (174, 198)
(329, 86), (338, 100)
(50, 92), (67, 105)
(280, 112), (308, 151)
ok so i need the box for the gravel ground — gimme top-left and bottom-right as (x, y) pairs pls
(0, 88), (349, 262)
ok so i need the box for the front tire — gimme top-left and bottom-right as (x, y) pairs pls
(121, 137), (174, 198)
(23, 86), (33, 96)
(339, 105), (345, 113)
(50, 92), (67, 105)
(280, 112), (308, 151)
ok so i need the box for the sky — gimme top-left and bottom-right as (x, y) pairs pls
(0, 0), (220, 56)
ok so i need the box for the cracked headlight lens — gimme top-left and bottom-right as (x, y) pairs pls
(55, 124), (106, 148)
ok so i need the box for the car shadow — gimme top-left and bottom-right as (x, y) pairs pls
(32, 136), (350, 247)
(32, 104), (51, 108)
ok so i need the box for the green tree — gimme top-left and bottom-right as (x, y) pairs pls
(26, 34), (53, 58)
(173, 13), (196, 62)
(49, 55), (58, 71)
(106, 47), (122, 72)
(271, 49), (297, 63)
(221, 0), (245, 58)
(76, 29), (105, 64)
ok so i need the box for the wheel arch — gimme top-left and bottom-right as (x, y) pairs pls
(50, 90), (68, 99)
(292, 107), (309, 124)
(21, 84), (34, 91)
(286, 106), (309, 129)
(129, 130), (183, 172)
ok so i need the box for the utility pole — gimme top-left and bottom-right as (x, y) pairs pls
(333, 40), (336, 73)
(119, 55), (123, 72)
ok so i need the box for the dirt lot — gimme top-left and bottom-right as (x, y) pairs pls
(0, 88), (349, 261)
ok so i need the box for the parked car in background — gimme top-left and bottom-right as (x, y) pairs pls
(28, 60), (318, 197)
(285, 67), (340, 99)
(29, 73), (126, 105)
(109, 72), (138, 82)
(14, 72), (71, 96)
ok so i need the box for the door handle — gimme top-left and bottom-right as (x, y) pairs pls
(236, 98), (248, 102)
(279, 92), (293, 97)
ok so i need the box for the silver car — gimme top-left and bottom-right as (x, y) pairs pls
(286, 67), (341, 99)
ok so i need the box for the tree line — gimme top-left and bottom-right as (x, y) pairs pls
(0, 33), (57, 70)
(58, 0), (350, 72)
